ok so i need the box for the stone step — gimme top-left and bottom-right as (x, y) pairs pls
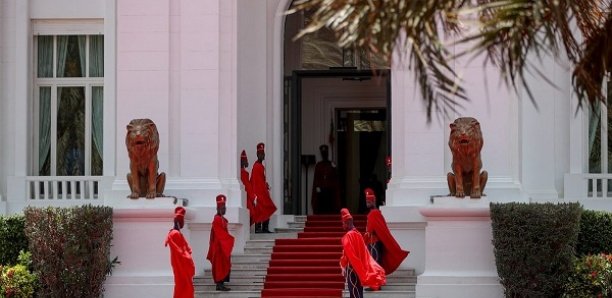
(197, 282), (264, 291)
(201, 269), (267, 279)
(231, 263), (270, 270)
(343, 290), (416, 298)
(287, 221), (306, 228)
(273, 227), (304, 233)
(232, 253), (271, 263)
(250, 232), (297, 240)
(294, 215), (307, 223)
(196, 289), (416, 298)
(244, 239), (275, 249)
(244, 246), (273, 254)
(195, 290), (259, 298)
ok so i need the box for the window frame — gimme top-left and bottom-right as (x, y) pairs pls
(32, 28), (104, 177)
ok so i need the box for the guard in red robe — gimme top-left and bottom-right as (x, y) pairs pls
(165, 206), (195, 298)
(206, 194), (235, 291)
(250, 142), (277, 233)
(311, 144), (341, 214)
(340, 208), (386, 298)
(239, 150), (256, 225)
(364, 188), (409, 277)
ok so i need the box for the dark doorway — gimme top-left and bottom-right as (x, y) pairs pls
(336, 108), (388, 214)
(283, 69), (390, 215)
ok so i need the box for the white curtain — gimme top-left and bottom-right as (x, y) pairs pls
(89, 35), (104, 77)
(56, 36), (69, 77)
(92, 87), (104, 164)
(37, 36), (53, 78)
(77, 36), (86, 77)
(39, 87), (51, 174)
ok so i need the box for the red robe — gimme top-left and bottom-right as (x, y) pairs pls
(250, 161), (277, 223)
(206, 214), (235, 283)
(366, 209), (410, 274)
(311, 160), (341, 214)
(340, 228), (386, 290)
(165, 229), (195, 298)
(240, 168), (257, 225)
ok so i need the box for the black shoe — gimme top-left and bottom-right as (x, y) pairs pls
(216, 284), (231, 291)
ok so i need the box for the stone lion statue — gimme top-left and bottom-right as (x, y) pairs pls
(126, 119), (166, 199)
(447, 117), (488, 198)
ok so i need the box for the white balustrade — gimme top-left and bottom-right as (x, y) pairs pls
(25, 176), (102, 200)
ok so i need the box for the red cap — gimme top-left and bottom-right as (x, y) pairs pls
(364, 188), (376, 203)
(241, 150), (248, 163)
(174, 206), (186, 220)
(216, 194), (227, 207)
(257, 142), (265, 153)
(341, 208), (352, 222)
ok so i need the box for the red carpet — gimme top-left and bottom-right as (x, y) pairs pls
(261, 214), (366, 298)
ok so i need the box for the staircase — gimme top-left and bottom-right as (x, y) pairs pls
(196, 215), (416, 298)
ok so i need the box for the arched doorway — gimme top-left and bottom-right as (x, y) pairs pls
(282, 2), (391, 215)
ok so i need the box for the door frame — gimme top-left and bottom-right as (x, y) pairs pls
(286, 68), (391, 215)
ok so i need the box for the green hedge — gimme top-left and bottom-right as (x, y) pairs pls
(0, 251), (38, 298)
(490, 202), (582, 297)
(576, 209), (612, 256)
(0, 215), (28, 266)
(24, 205), (116, 298)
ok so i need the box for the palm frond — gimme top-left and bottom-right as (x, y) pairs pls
(289, 0), (469, 122)
(288, 0), (612, 118)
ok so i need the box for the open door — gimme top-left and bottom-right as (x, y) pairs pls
(283, 69), (390, 215)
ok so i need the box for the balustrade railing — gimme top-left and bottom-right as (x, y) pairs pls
(582, 174), (612, 199)
(26, 176), (102, 200)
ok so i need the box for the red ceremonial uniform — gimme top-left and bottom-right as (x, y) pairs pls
(206, 214), (235, 283)
(240, 167), (257, 225)
(366, 209), (410, 274)
(340, 228), (386, 290)
(250, 161), (277, 223)
(311, 160), (341, 214)
(165, 225), (195, 298)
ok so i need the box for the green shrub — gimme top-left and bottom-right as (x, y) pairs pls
(490, 202), (582, 297)
(577, 210), (612, 256)
(0, 251), (38, 298)
(24, 205), (116, 298)
(0, 215), (27, 266)
(563, 253), (612, 298)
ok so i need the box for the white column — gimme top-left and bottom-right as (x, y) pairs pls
(386, 60), (447, 208)
(13, 0), (29, 177)
(520, 55), (561, 201)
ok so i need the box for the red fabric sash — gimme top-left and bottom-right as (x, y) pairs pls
(366, 209), (410, 274)
(340, 229), (386, 290)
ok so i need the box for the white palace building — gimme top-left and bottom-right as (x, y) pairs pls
(0, 0), (610, 297)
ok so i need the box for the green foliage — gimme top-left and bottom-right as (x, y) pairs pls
(577, 210), (612, 256)
(490, 202), (582, 297)
(0, 216), (27, 266)
(563, 253), (612, 298)
(24, 205), (116, 298)
(290, 0), (610, 120)
(0, 251), (38, 298)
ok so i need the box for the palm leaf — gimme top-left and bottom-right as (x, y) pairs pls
(288, 0), (611, 119)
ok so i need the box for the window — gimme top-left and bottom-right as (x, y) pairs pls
(34, 35), (104, 176)
(588, 73), (612, 194)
